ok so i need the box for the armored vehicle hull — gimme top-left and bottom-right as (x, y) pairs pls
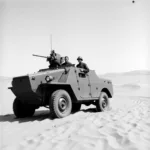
(9, 67), (113, 118)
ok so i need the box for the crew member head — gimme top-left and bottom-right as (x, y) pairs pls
(77, 56), (83, 63)
(60, 57), (65, 64)
(65, 56), (69, 63)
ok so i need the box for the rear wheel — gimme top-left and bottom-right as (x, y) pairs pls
(72, 103), (81, 113)
(96, 92), (110, 112)
(13, 98), (35, 118)
(49, 90), (72, 118)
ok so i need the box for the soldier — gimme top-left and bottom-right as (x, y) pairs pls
(47, 50), (61, 68)
(76, 56), (89, 73)
(61, 56), (73, 67)
(60, 57), (65, 65)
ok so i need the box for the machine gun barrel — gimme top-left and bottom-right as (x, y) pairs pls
(32, 54), (48, 58)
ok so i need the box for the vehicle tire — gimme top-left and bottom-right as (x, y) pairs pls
(49, 90), (72, 118)
(26, 105), (35, 117)
(13, 98), (35, 118)
(96, 92), (110, 112)
(72, 103), (81, 113)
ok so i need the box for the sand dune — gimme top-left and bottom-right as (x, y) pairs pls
(120, 83), (141, 89)
(1, 71), (150, 150)
(101, 70), (150, 85)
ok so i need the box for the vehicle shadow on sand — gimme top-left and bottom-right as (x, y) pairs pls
(0, 108), (97, 123)
(0, 110), (50, 123)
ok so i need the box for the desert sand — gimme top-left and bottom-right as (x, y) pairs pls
(0, 70), (150, 150)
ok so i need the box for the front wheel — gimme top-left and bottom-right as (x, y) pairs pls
(13, 98), (35, 118)
(96, 92), (110, 112)
(49, 90), (72, 118)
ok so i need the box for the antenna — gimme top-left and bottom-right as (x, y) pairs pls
(50, 34), (52, 51)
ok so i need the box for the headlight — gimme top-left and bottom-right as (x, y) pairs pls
(45, 75), (53, 82)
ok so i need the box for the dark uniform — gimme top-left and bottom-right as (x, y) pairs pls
(49, 60), (60, 68)
(61, 61), (73, 67)
(76, 62), (89, 73)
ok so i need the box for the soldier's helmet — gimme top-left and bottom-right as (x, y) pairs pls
(77, 56), (83, 61)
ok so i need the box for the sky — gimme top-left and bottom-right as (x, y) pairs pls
(0, 0), (150, 77)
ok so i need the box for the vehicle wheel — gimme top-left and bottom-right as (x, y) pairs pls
(26, 105), (35, 117)
(72, 103), (81, 113)
(96, 92), (110, 112)
(13, 98), (35, 118)
(49, 90), (72, 118)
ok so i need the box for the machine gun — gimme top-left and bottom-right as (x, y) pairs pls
(33, 53), (61, 65)
(32, 54), (49, 59)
